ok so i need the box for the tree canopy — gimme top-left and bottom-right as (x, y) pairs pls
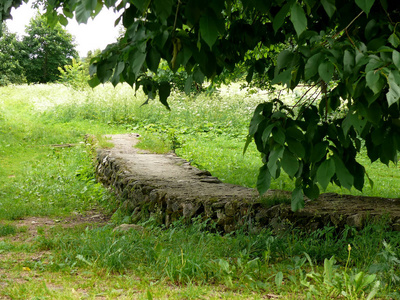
(0, 24), (25, 86)
(2, 0), (400, 210)
(18, 14), (78, 83)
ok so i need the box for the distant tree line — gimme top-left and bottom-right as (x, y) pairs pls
(0, 14), (78, 86)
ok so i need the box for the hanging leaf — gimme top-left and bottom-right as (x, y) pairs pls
(332, 155), (354, 190)
(75, 2), (92, 23)
(303, 183), (320, 200)
(387, 70), (400, 107)
(159, 81), (171, 110)
(257, 164), (271, 195)
(343, 50), (355, 76)
(153, 0), (174, 21)
(281, 149), (299, 177)
(321, 0), (336, 18)
(318, 60), (334, 83)
(316, 159), (335, 190)
(184, 75), (193, 95)
(291, 186), (304, 211)
(365, 70), (384, 94)
(130, 51), (146, 78)
(388, 33), (400, 48)
(305, 53), (323, 80)
(273, 3), (290, 33)
(146, 47), (161, 73)
(272, 126), (286, 145)
(355, 0), (375, 16)
(200, 14), (221, 49)
(290, 3), (307, 37)
(131, 0), (151, 12)
(267, 145), (284, 178)
(393, 50), (400, 70)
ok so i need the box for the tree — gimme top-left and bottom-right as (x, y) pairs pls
(19, 14), (78, 83)
(3, 0), (399, 210)
(0, 24), (25, 86)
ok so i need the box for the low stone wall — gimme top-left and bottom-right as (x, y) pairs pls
(92, 134), (400, 233)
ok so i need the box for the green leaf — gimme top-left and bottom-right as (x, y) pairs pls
(343, 50), (355, 76)
(262, 124), (275, 145)
(200, 14), (220, 49)
(388, 33), (400, 48)
(332, 155), (354, 190)
(267, 145), (284, 178)
(355, 0), (375, 16)
(111, 61), (125, 86)
(291, 186), (304, 211)
(130, 51), (146, 78)
(281, 149), (299, 177)
(286, 126), (304, 140)
(276, 50), (294, 72)
(85, 0), (97, 12)
(243, 135), (253, 155)
(318, 61), (334, 83)
(184, 75), (193, 95)
(275, 271), (283, 288)
(290, 3), (307, 37)
(321, 0), (336, 18)
(131, 0), (151, 12)
(273, 3), (290, 33)
(88, 75), (100, 88)
(257, 164), (271, 195)
(271, 69), (292, 87)
(287, 138), (305, 158)
(365, 70), (383, 94)
(272, 126), (285, 145)
(342, 111), (367, 135)
(114, 61), (125, 77)
(58, 14), (68, 26)
(303, 183), (320, 200)
(316, 158), (335, 190)
(159, 81), (171, 110)
(153, 0), (174, 20)
(75, 2), (92, 24)
(393, 50), (400, 70)
(193, 67), (205, 84)
(146, 47), (161, 73)
(310, 142), (328, 163)
(305, 53), (323, 80)
(387, 70), (400, 106)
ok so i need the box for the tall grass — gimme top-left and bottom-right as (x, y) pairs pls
(34, 82), (400, 198)
(30, 217), (400, 298)
(1, 83), (400, 298)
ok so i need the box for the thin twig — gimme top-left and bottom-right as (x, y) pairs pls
(290, 82), (320, 109)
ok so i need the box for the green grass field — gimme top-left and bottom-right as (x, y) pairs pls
(0, 83), (399, 299)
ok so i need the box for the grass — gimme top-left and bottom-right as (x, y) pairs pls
(0, 83), (399, 299)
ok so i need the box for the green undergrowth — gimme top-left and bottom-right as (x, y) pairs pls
(25, 218), (400, 299)
(1, 84), (400, 298)
(0, 84), (121, 220)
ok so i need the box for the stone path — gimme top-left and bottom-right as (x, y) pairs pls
(93, 134), (400, 232)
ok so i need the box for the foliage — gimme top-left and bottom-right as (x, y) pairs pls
(0, 0), (27, 34)
(0, 24), (26, 86)
(8, 0), (395, 209)
(58, 58), (90, 90)
(18, 14), (78, 83)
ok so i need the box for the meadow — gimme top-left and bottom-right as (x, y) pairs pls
(0, 83), (399, 299)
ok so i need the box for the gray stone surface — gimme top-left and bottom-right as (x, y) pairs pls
(91, 134), (400, 232)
